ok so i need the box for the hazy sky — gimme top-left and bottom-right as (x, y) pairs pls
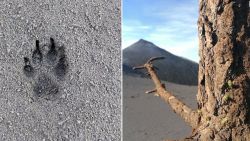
(122, 0), (199, 62)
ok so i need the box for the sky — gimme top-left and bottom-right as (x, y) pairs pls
(122, 0), (199, 62)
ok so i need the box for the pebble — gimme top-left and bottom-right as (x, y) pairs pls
(17, 88), (21, 92)
(77, 120), (81, 124)
(61, 94), (66, 99)
(0, 117), (4, 122)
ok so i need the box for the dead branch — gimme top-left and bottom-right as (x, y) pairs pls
(133, 65), (145, 70)
(134, 57), (199, 128)
(145, 89), (157, 94)
(146, 56), (165, 63)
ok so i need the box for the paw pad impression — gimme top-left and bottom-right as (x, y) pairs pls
(23, 38), (69, 100)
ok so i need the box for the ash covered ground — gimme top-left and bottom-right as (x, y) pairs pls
(0, 0), (121, 140)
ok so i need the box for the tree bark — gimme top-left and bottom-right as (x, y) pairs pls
(195, 0), (250, 140)
(135, 0), (250, 140)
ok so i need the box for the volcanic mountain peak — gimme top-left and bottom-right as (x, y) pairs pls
(128, 39), (158, 49)
(137, 39), (153, 44)
(123, 39), (198, 85)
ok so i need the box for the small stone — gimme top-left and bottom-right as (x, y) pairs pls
(0, 117), (4, 122)
(17, 88), (21, 92)
(7, 48), (10, 53)
(64, 134), (69, 139)
(61, 94), (66, 99)
(77, 120), (81, 124)
(63, 89), (67, 93)
(28, 98), (33, 103)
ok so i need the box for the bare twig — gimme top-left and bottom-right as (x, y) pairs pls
(146, 56), (165, 64)
(145, 89), (157, 94)
(134, 56), (199, 128)
(133, 65), (145, 70)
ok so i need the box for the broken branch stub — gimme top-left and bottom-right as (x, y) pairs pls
(132, 65), (145, 70)
(145, 89), (157, 94)
(134, 57), (199, 128)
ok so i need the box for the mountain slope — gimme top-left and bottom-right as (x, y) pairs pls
(123, 39), (198, 85)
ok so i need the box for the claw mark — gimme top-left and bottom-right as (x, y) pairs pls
(46, 38), (58, 64)
(55, 52), (68, 79)
(53, 45), (68, 79)
(32, 40), (43, 65)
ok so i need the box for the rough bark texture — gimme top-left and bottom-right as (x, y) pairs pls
(195, 0), (250, 140)
(136, 0), (250, 140)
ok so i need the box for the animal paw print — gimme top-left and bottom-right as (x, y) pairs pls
(23, 38), (69, 100)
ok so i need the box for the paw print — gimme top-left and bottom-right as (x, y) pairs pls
(23, 38), (69, 100)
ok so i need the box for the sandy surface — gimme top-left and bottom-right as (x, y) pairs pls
(0, 0), (121, 140)
(123, 75), (197, 141)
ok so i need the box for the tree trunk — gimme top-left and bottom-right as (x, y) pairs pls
(195, 0), (250, 140)
(135, 0), (250, 140)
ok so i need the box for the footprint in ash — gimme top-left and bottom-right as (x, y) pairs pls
(23, 38), (69, 100)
